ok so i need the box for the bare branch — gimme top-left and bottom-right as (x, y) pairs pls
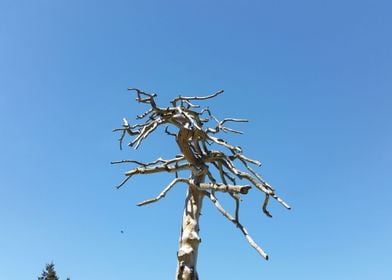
(226, 157), (290, 211)
(212, 161), (236, 185)
(171, 90), (224, 106)
(272, 194), (291, 210)
(217, 118), (249, 135)
(205, 191), (269, 260)
(115, 162), (192, 189)
(233, 193), (240, 222)
(262, 194), (272, 218)
(125, 162), (191, 178)
(181, 99), (200, 109)
(205, 168), (217, 184)
(202, 150), (290, 214)
(206, 135), (242, 153)
(115, 128), (126, 150)
(130, 119), (163, 149)
(204, 150), (261, 167)
(137, 178), (190, 206)
(194, 182), (251, 194)
(232, 153), (261, 166)
(202, 109), (248, 135)
(221, 158), (271, 194)
(200, 107), (220, 123)
(220, 127), (244, 135)
(177, 106), (203, 131)
(113, 118), (151, 150)
(111, 155), (185, 166)
(236, 157), (273, 191)
(220, 118), (249, 125)
(115, 176), (131, 189)
(137, 108), (153, 120)
(113, 118), (135, 150)
(165, 126), (177, 137)
(128, 88), (157, 99)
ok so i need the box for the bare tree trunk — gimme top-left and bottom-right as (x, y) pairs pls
(176, 173), (205, 280)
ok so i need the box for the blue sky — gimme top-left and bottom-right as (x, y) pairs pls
(1, 0), (391, 279)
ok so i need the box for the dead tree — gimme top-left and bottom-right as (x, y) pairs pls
(112, 89), (290, 280)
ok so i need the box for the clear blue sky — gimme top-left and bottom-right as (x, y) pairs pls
(1, 0), (391, 279)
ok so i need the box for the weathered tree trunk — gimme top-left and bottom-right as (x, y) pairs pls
(175, 125), (205, 279)
(176, 183), (204, 280)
